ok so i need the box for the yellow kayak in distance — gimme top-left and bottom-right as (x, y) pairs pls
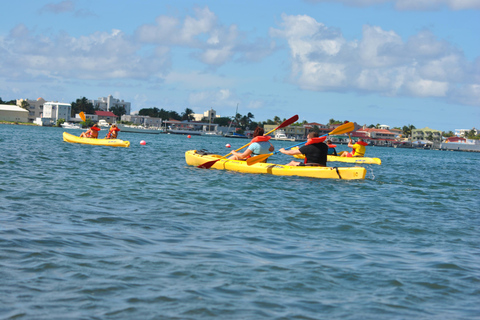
(292, 148), (381, 165)
(185, 150), (366, 180)
(63, 132), (130, 148)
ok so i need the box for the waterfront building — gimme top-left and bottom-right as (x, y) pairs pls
(455, 128), (478, 137)
(121, 114), (162, 127)
(412, 127), (442, 142)
(16, 97), (46, 123)
(91, 95), (131, 115)
(0, 104), (29, 123)
(264, 124), (306, 140)
(95, 111), (117, 124)
(43, 102), (72, 125)
(192, 109), (219, 122)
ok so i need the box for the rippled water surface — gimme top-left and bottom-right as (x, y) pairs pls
(1, 124), (479, 319)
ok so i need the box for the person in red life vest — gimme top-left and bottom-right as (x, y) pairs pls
(80, 123), (101, 139)
(229, 127), (274, 160)
(279, 132), (328, 166)
(341, 135), (368, 157)
(326, 139), (338, 156)
(105, 124), (121, 139)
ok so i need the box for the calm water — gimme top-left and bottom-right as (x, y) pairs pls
(1, 124), (479, 319)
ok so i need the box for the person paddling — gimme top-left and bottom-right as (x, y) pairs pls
(279, 132), (328, 166)
(229, 127), (274, 160)
(105, 124), (120, 139)
(341, 135), (368, 157)
(326, 139), (338, 156)
(80, 123), (101, 139)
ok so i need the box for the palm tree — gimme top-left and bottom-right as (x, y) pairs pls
(273, 116), (281, 124)
(181, 108), (194, 121)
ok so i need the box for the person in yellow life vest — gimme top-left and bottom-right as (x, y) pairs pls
(341, 136), (368, 157)
(105, 124), (121, 139)
(80, 124), (101, 139)
(229, 127), (274, 160)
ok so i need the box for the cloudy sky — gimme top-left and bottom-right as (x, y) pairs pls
(1, 0), (479, 130)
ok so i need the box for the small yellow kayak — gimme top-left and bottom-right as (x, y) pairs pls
(63, 132), (130, 148)
(186, 150), (366, 180)
(292, 148), (381, 165)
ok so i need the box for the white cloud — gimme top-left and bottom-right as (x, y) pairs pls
(188, 89), (239, 109)
(0, 24), (171, 82)
(272, 14), (480, 106)
(39, 0), (75, 14)
(305, 0), (480, 10)
(164, 71), (236, 89)
(135, 7), (275, 66)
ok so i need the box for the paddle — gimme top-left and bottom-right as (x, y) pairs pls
(79, 111), (86, 122)
(197, 115), (299, 169)
(246, 121), (355, 166)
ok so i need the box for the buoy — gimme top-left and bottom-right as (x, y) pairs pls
(140, 140), (146, 145)
(226, 144), (231, 148)
(187, 135), (191, 138)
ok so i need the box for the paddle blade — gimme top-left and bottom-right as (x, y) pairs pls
(197, 159), (220, 169)
(79, 111), (86, 122)
(329, 122), (354, 136)
(276, 114), (298, 129)
(246, 153), (272, 166)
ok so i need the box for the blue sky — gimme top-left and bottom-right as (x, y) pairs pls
(1, 0), (479, 131)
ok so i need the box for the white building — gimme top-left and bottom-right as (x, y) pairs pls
(455, 128), (478, 137)
(43, 102), (72, 124)
(0, 104), (29, 122)
(91, 95), (131, 115)
(17, 97), (46, 122)
(121, 114), (162, 127)
(192, 108), (219, 122)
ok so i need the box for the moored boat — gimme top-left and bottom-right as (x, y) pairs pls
(116, 123), (163, 134)
(61, 122), (82, 129)
(63, 132), (130, 147)
(185, 150), (366, 180)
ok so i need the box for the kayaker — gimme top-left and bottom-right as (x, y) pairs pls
(229, 127), (274, 160)
(279, 132), (328, 166)
(341, 136), (368, 157)
(326, 140), (338, 156)
(80, 123), (101, 139)
(105, 124), (120, 139)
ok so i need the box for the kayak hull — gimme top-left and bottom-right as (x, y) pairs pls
(185, 150), (366, 180)
(63, 132), (130, 147)
(292, 149), (381, 165)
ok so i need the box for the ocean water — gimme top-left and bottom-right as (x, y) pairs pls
(1, 124), (479, 319)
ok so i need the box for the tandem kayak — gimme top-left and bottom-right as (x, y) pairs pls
(63, 132), (130, 148)
(292, 148), (381, 165)
(185, 150), (366, 180)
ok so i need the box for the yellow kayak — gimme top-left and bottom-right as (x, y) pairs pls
(185, 150), (366, 180)
(63, 132), (130, 148)
(292, 148), (381, 165)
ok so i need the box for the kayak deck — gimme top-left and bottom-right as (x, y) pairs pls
(186, 150), (366, 180)
(63, 132), (130, 147)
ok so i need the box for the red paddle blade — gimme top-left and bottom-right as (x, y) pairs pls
(197, 159), (220, 169)
(277, 114), (299, 129)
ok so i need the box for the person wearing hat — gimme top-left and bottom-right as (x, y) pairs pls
(105, 124), (121, 139)
(80, 123), (101, 139)
(341, 135), (368, 157)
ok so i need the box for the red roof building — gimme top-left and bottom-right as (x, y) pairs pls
(94, 111), (117, 123)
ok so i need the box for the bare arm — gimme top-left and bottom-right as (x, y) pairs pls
(231, 148), (253, 159)
(279, 148), (302, 155)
